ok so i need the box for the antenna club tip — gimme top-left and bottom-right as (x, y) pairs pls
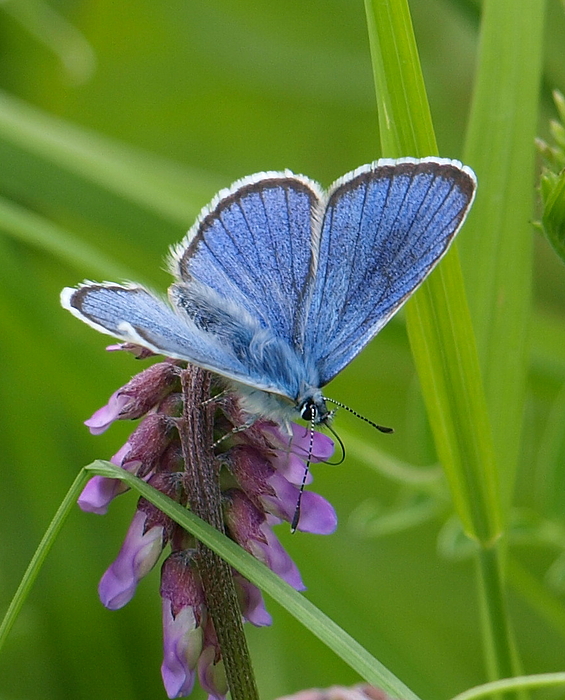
(379, 425), (394, 434)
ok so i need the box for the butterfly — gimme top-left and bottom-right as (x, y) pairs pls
(61, 157), (476, 430)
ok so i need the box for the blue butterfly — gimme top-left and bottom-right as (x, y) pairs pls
(61, 157), (476, 429)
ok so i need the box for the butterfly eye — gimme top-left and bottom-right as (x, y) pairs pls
(299, 400), (316, 422)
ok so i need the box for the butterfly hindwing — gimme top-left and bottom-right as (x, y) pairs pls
(305, 158), (476, 385)
(60, 283), (299, 397)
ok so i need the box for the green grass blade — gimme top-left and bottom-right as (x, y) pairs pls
(0, 194), (133, 278)
(461, 0), (546, 503)
(363, 0), (523, 687)
(0, 89), (219, 226)
(364, 0), (436, 155)
(363, 0), (500, 545)
(0, 469), (90, 653)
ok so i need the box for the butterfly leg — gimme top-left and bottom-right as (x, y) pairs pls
(212, 419), (256, 448)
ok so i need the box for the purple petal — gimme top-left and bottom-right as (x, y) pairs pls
(261, 472), (336, 534)
(289, 424), (334, 462)
(106, 343), (155, 358)
(251, 524), (305, 591)
(111, 441), (132, 465)
(161, 599), (202, 699)
(197, 646), (228, 700)
(292, 491), (337, 535)
(77, 442), (141, 514)
(78, 476), (128, 515)
(233, 574), (272, 627)
(85, 391), (130, 435)
(99, 510), (164, 609)
(271, 452), (313, 486)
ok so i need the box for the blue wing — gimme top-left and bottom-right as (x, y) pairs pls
(61, 160), (476, 409)
(60, 283), (308, 399)
(305, 158), (476, 386)
(169, 171), (323, 351)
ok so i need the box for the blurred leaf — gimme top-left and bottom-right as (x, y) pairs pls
(539, 93), (565, 266)
(1, 0), (96, 85)
(536, 380), (565, 516)
(461, 0), (545, 506)
(437, 516), (479, 562)
(0, 194), (132, 279)
(0, 89), (218, 226)
(348, 493), (444, 539)
(449, 673), (565, 700)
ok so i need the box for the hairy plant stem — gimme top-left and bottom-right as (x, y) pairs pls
(178, 366), (259, 700)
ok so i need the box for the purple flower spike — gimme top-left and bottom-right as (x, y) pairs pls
(85, 390), (131, 434)
(71, 343), (341, 698)
(161, 600), (202, 699)
(99, 510), (164, 609)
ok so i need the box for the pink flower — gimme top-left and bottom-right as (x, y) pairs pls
(78, 352), (336, 699)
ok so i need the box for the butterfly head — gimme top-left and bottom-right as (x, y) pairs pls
(298, 393), (334, 426)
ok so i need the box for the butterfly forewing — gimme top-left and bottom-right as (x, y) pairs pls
(305, 159), (476, 385)
(170, 173), (323, 349)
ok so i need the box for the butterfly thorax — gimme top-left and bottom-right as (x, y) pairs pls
(231, 380), (329, 431)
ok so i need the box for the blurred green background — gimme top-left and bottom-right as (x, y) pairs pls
(1, 1), (565, 699)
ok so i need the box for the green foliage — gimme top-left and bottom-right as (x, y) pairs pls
(1, 1), (565, 699)
(539, 91), (565, 267)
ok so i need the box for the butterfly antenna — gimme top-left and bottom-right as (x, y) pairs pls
(291, 411), (317, 533)
(324, 421), (346, 466)
(322, 396), (394, 434)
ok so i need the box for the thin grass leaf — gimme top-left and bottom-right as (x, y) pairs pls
(0, 89), (219, 227)
(0, 194), (133, 278)
(461, 0), (546, 504)
(449, 673), (565, 700)
(363, 0), (500, 545)
(0, 470), (90, 653)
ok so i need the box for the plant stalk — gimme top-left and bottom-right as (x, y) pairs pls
(178, 366), (259, 700)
